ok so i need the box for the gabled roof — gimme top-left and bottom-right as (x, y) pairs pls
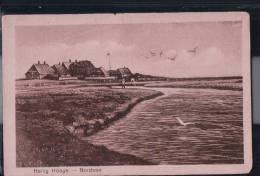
(52, 64), (69, 75)
(117, 67), (132, 75)
(32, 64), (55, 75)
(73, 60), (95, 67)
(96, 67), (109, 77)
(62, 62), (73, 70)
(70, 60), (96, 70)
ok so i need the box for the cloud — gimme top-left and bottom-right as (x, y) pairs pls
(131, 46), (241, 77)
(16, 22), (242, 78)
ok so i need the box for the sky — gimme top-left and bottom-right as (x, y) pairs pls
(15, 21), (242, 78)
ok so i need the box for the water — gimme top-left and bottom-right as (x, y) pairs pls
(86, 88), (243, 165)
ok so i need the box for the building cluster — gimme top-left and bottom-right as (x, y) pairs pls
(25, 59), (133, 81)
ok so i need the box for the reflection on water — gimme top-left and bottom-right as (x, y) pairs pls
(87, 88), (243, 165)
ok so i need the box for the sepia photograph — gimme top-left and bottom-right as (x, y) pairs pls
(3, 12), (251, 175)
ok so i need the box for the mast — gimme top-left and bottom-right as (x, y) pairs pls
(107, 52), (111, 70)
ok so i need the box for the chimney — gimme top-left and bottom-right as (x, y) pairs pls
(43, 61), (46, 64)
(69, 59), (71, 63)
(38, 61), (40, 64)
(75, 59), (78, 63)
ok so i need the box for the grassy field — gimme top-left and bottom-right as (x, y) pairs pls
(145, 77), (242, 91)
(16, 80), (162, 167)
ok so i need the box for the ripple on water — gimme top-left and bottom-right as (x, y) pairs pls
(87, 88), (243, 165)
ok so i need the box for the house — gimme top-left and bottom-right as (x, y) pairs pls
(52, 64), (69, 76)
(116, 67), (133, 80)
(108, 67), (133, 80)
(93, 67), (109, 77)
(108, 69), (119, 77)
(69, 60), (96, 79)
(25, 61), (55, 79)
(62, 59), (73, 72)
(52, 63), (71, 80)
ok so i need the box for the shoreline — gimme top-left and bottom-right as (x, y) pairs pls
(144, 85), (242, 91)
(77, 84), (241, 139)
(67, 89), (164, 138)
(16, 85), (163, 167)
(15, 78), (242, 166)
(68, 87), (163, 165)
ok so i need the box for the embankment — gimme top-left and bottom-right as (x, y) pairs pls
(66, 90), (163, 137)
(16, 84), (162, 167)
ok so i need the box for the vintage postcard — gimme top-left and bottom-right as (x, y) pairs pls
(3, 12), (251, 175)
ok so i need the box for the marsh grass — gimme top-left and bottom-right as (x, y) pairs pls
(16, 83), (158, 167)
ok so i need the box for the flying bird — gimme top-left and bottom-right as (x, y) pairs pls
(167, 54), (177, 61)
(175, 117), (196, 126)
(150, 51), (157, 57)
(187, 46), (198, 53)
(159, 51), (163, 57)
